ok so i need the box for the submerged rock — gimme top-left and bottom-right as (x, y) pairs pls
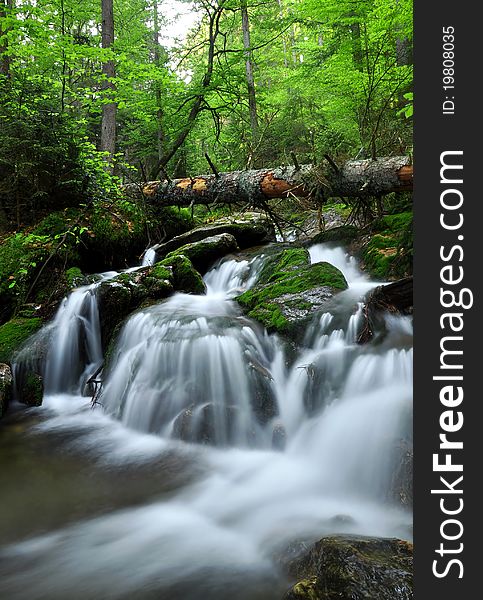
(172, 403), (245, 446)
(236, 248), (347, 337)
(282, 535), (413, 600)
(0, 363), (13, 418)
(165, 233), (239, 274)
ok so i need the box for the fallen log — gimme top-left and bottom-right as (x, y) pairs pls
(126, 156), (412, 207)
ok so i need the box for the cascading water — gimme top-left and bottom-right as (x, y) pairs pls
(1, 243), (413, 600)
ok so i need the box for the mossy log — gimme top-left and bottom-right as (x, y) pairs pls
(126, 157), (412, 207)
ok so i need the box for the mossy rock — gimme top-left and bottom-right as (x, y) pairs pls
(165, 233), (239, 274)
(17, 372), (44, 407)
(158, 255), (206, 295)
(360, 212), (413, 280)
(0, 318), (43, 364)
(283, 535), (413, 600)
(151, 214), (275, 260)
(65, 267), (87, 289)
(0, 363), (13, 418)
(236, 249), (347, 337)
(309, 225), (360, 246)
(97, 256), (205, 349)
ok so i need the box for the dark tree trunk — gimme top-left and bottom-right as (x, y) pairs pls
(241, 0), (259, 154)
(0, 0), (14, 79)
(127, 156), (413, 207)
(100, 0), (116, 160)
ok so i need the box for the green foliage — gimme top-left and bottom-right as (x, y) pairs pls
(0, 317), (43, 364)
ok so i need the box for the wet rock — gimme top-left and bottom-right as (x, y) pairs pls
(165, 233), (239, 274)
(308, 225), (360, 246)
(389, 440), (413, 508)
(97, 256), (206, 349)
(0, 363), (13, 418)
(272, 423), (287, 450)
(282, 535), (413, 600)
(172, 403), (244, 446)
(17, 372), (44, 407)
(158, 255), (206, 295)
(236, 248), (347, 338)
(152, 213), (275, 258)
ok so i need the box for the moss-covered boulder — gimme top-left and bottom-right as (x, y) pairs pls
(309, 225), (360, 246)
(0, 318), (43, 365)
(157, 255), (206, 295)
(282, 535), (413, 600)
(0, 363), (13, 418)
(97, 256), (206, 349)
(151, 213), (275, 259)
(97, 267), (173, 350)
(165, 233), (239, 274)
(236, 248), (347, 337)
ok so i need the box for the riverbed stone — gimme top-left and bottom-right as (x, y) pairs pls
(281, 535), (413, 600)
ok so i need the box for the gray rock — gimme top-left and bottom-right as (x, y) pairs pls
(0, 363), (13, 418)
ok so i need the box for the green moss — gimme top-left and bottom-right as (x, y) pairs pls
(237, 261), (347, 333)
(21, 372), (43, 406)
(165, 233), (238, 274)
(373, 211), (412, 234)
(151, 264), (172, 282)
(255, 247), (310, 286)
(247, 304), (290, 332)
(239, 262), (347, 309)
(65, 267), (85, 288)
(290, 578), (319, 600)
(362, 234), (397, 279)
(310, 224), (359, 245)
(0, 318), (43, 363)
(159, 255), (206, 295)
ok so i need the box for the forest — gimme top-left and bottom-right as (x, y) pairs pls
(0, 1), (413, 599)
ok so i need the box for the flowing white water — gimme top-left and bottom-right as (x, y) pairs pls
(141, 247), (157, 266)
(1, 244), (413, 600)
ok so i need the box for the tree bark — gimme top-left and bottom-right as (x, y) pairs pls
(100, 0), (116, 160)
(241, 0), (259, 152)
(128, 156), (412, 207)
(0, 0), (14, 80)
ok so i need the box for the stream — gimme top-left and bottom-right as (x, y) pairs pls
(0, 243), (413, 600)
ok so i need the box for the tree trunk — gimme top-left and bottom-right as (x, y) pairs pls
(153, 0), (164, 164)
(100, 0), (116, 160)
(128, 156), (413, 207)
(241, 0), (259, 154)
(0, 0), (14, 79)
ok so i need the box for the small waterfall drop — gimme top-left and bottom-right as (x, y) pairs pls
(141, 247), (157, 266)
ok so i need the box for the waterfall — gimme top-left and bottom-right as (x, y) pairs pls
(1, 243), (413, 600)
(141, 247), (157, 266)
